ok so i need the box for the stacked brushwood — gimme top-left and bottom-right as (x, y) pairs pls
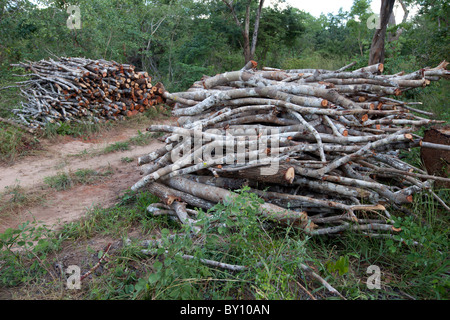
(8, 57), (165, 129)
(132, 60), (450, 236)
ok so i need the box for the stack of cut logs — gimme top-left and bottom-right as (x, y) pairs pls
(132, 60), (450, 236)
(10, 57), (165, 129)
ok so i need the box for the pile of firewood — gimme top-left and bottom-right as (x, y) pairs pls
(9, 57), (165, 129)
(132, 60), (450, 236)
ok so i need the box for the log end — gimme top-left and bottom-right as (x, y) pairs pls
(420, 125), (450, 188)
(361, 114), (369, 122)
(284, 167), (295, 184)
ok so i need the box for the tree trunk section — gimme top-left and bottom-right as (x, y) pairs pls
(420, 125), (450, 188)
(369, 0), (396, 66)
(218, 163), (295, 185)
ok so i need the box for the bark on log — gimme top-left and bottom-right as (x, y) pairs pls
(161, 176), (315, 231)
(217, 163), (295, 185)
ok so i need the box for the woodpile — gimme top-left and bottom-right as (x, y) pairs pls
(9, 57), (165, 129)
(132, 60), (450, 236)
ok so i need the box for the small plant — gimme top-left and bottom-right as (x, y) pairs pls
(381, 214), (450, 299)
(121, 157), (134, 163)
(103, 141), (130, 153)
(0, 219), (61, 286)
(44, 172), (73, 191)
(326, 255), (350, 276)
(0, 183), (46, 217)
(43, 168), (114, 191)
(386, 215), (448, 262)
(128, 131), (154, 146)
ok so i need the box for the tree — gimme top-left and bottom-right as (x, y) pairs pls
(221, 0), (265, 63)
(257, 6), (306, 64)
(369, 0), (395, 65)
(347, 0), (373, 56)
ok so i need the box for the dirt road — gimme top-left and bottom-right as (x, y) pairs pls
(0, 118), (170, 233)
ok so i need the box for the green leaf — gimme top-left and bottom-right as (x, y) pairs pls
(134, 278), (148, 293)
(124, 284), (134, 294)
(148, 273), (160, 284)
(153, 260), (163, 271)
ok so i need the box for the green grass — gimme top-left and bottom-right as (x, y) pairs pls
(102, 141), (131, 154)
(0, 183), (46, 219)
(0, 123), (40, 164)
(0, 75), (41, 163)
(72, 130), (160, 158)
(41, 120), (115, 141)
(0, 181), (448, 300)
(101, 131), (159, 155)
(43, 167), (114, 191)
(121, 157), (134, 163)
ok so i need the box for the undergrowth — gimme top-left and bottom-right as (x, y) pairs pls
(1, 185), (448, 300)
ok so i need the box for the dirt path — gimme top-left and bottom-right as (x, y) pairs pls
(0, 118), (172, 233)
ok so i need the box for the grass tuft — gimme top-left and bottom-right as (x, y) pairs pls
(43, 167), (114, 191)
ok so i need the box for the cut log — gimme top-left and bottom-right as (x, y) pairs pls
(161, 176), (315, 230)
(421, 125), (450, 188)
(217, 163), (295, 184)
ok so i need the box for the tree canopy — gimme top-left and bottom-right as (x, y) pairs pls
(0, 0), (448, 91)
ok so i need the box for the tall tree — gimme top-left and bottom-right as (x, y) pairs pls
(369, 0), (395, 65)
(221, 0), (265, 63)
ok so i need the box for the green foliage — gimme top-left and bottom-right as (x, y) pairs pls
(281, 51), (348, 71)
(43, 171), (73, 190)
(102, 141), (130, 153)
(131, 187), (311, 300)
(326, 255), (350, 276)
(60, 190), (159, 240)
(42, 119), (113, 140)
(382, 212), (450, 299)
(0, 219), (61, 286)
(387, 215), (448, 260)
(121, 156), (134, 163)
(133, 230), (215, 300)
